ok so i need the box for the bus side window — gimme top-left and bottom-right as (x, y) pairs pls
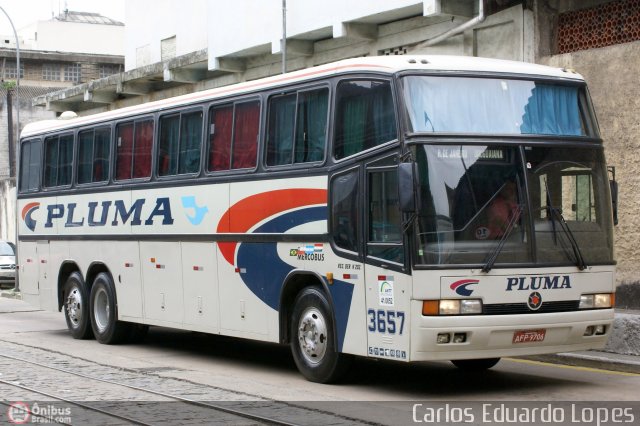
(78, 127), (110, 184)
(208, 100), (259, 172)
(158, 111), (202, 177)
(266, 87), (328, 166)
(116, 119), (154, 180)
(19, 139), (42, 192)
(334, 80), (396, 160)
(331, 169), (360, 253)
(44, 134), (73, 188)
(367, 169), (403, 263)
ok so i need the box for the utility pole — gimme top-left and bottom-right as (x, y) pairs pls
(0, 6), (20, 176)
(7, 88), (15, 177)
(282, 0), (287, 74)
(0, 6), (20, 292)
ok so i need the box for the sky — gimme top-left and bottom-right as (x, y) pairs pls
(0, 0), (125, 34)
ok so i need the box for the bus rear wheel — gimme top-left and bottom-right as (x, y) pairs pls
(451, 358), (501, 371)
(63, 272), (93, 339)
(290, 287), (351, 383)
(89, 272), (130, 344)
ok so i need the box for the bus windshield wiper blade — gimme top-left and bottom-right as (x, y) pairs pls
(482, 204), (523, 273)
(548, 206), (588, 271)
(543, 179), (587, 271)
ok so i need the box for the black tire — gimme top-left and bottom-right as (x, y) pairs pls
(89, 272), (130, 344)
(451, 358), (501, 371)
(290, 287), (351, 383)
(62, 272), (93, 339)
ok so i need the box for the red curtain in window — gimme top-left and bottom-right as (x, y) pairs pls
(134, 120), (153, 178)
(232, 101), (259, 169)
(116, 123), (134, 180)
(209, 106), (233, 172)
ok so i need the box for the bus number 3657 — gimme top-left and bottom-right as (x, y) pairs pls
(367, 309), (405, 335)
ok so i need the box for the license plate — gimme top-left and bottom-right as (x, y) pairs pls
(513, 329), (546, 344)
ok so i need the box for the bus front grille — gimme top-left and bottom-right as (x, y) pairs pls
(483, 300), (580, 315)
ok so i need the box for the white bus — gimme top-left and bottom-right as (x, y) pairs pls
(17, 56), (617, 383)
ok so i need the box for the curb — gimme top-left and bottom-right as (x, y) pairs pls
(521, 351), (640, 375)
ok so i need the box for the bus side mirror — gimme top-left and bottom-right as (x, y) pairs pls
(608, 166), (618, 226)
(610, 179), (619, 226)
(399, 162), (418, 213)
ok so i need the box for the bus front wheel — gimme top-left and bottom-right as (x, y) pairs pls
(89, 272), (130, 344)
(290, 287), (351, 383)
(63, 272), (93, 339)
(451, 358), (501, 371)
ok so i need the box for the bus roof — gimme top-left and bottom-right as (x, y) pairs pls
(20, 55), (584, 138)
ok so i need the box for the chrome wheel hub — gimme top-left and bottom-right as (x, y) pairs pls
(65, 287), (83, 328)
(297, 307), (327, 364)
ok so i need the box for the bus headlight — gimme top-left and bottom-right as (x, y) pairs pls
(579, 293), (614, 309)
(423, 299), (483, 315)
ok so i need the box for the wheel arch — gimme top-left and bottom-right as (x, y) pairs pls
(279, 270), (337, 347)
(57, 261), (81, 312)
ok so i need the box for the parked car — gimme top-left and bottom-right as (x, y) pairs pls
(0, 241), (16, 288)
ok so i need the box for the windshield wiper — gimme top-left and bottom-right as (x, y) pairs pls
(544, 179), (588, 271)
(482, 204), (523, 273)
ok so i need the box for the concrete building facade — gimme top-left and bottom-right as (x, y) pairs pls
(0, 11), (124, 243)
(6, 0), (640, 286)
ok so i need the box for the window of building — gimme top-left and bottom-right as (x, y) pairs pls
(44, 134), (74, 188)
(161, 36), (177, 61)
(334, 80), (397, 160)
(78, 127), (111, 184)
(266, 87), (328, 166)
(19, 139), (42, 192)
(158, 111), (202, 176)
(64, 63), (82, 82)
(207, 100), (259, 172)
(99, 64), (121, 78)
(4, 62), (24, 79)
(42, 64), (61, 81)
(115, 119), (154, 180)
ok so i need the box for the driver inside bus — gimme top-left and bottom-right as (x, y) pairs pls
(487, 180), (519, 239)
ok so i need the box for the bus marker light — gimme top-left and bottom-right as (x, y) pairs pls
(235, 268), (246, 274)
(343, 274), (358, 280)
(124, 262), (134, 268)
(155, 264), (165, 269)
(437, 333), (450, 344)
(193, 266), (203, 271)
(326, 272), (334, 284)
(422, 301), (439, 316)
(150, 258), (156, 263)
(453, 333), (467, 343)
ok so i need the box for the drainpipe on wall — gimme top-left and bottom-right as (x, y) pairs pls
(417, 0), (486, 48)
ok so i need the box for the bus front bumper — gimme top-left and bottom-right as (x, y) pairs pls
(410, 301), (614, 362)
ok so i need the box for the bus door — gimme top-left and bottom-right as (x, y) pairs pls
(363, 156), (411, 362)
(36, 240), (54, 311)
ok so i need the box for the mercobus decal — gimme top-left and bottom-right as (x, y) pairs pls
(41, 198), (174, 229)
(506, 275), (571, 291)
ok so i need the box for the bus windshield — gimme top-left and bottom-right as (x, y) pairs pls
(402, 76), (589, 136)
(413, 145), (614, 267)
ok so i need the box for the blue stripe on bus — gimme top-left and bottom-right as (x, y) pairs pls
(235, 206), (354, 351)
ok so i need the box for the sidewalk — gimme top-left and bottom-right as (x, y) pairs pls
(2, 289), (639, 373)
